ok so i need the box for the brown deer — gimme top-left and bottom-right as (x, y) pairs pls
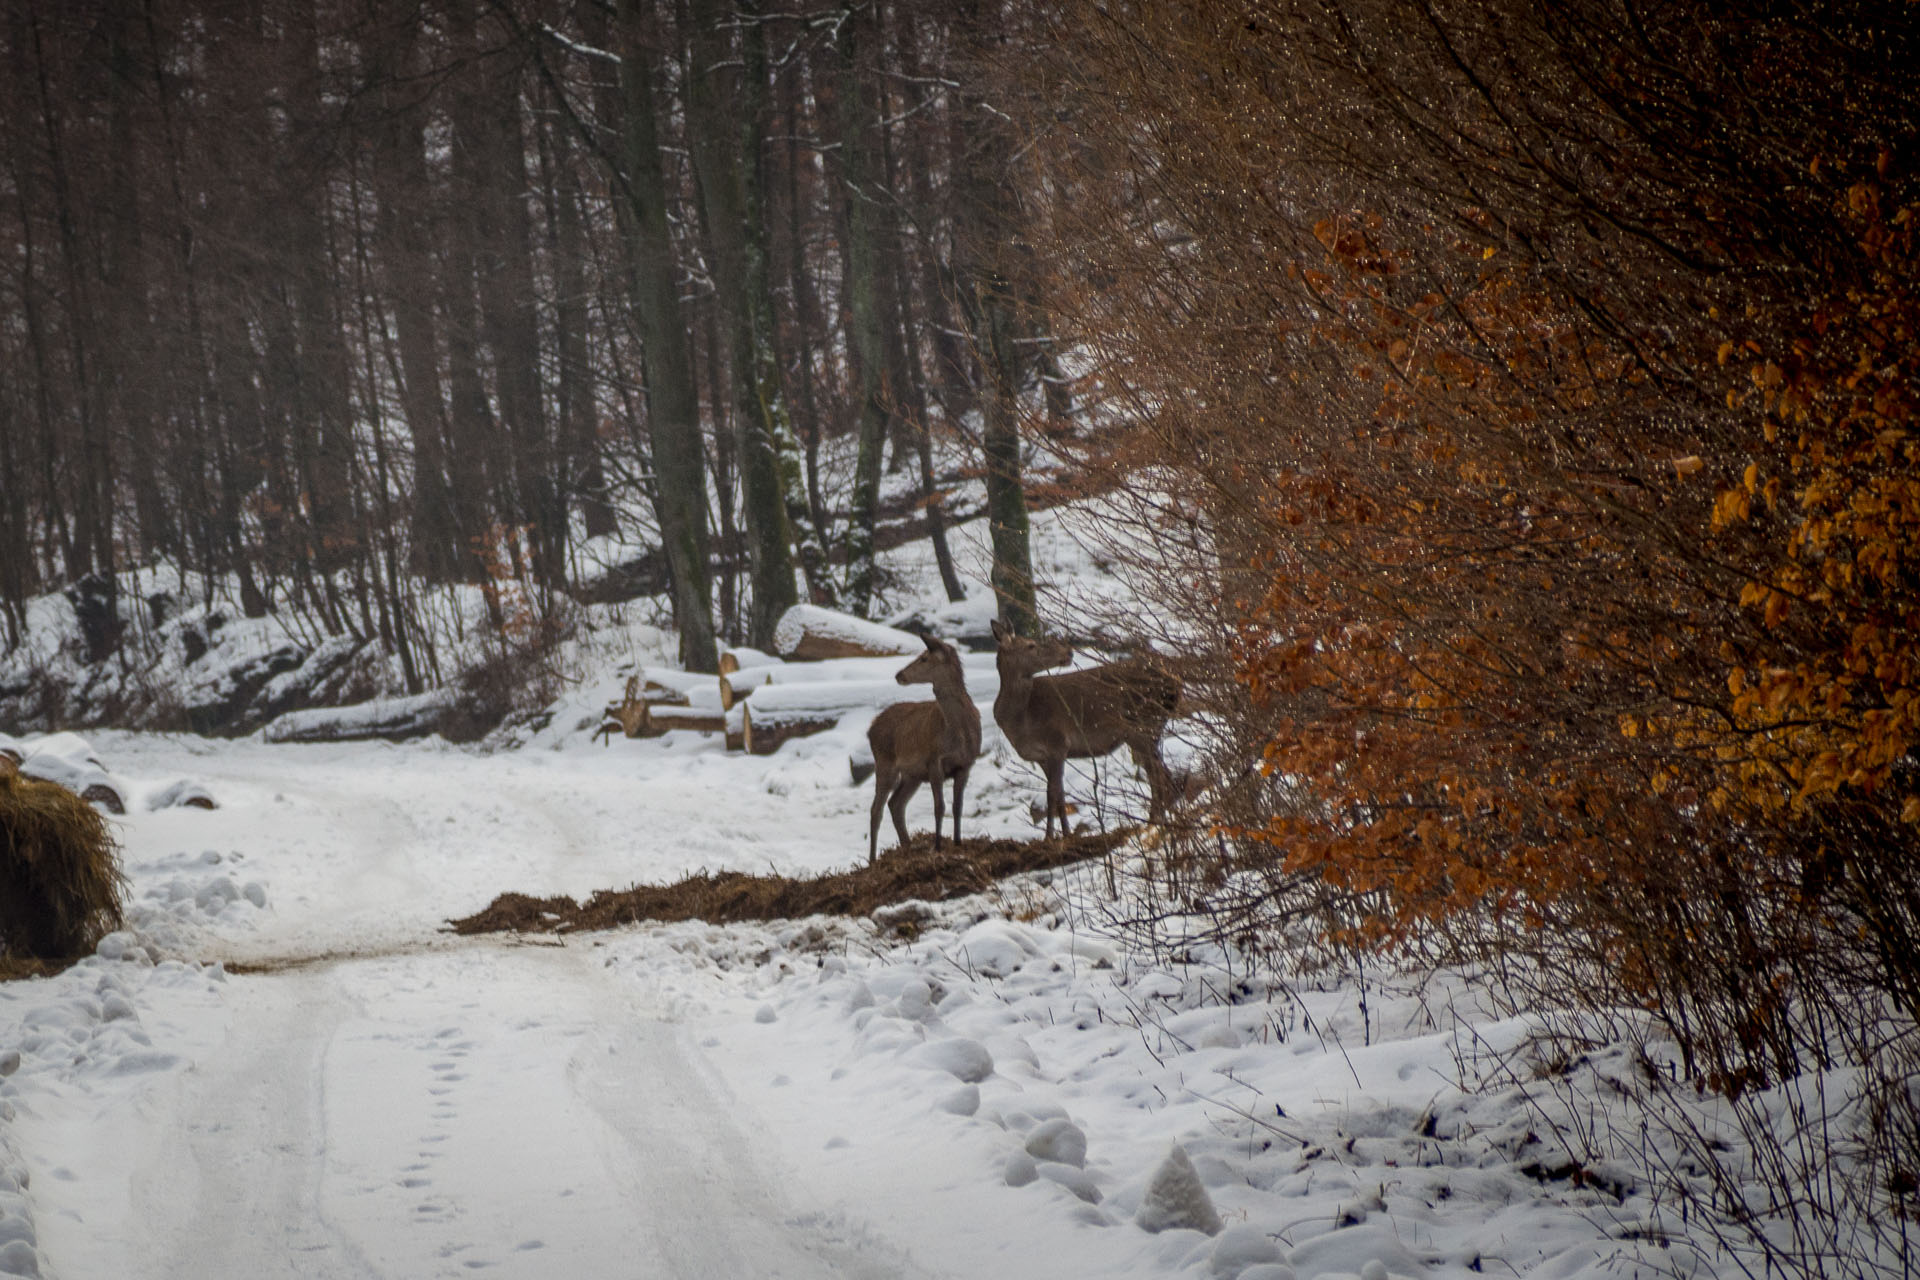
(990, 618), (1181, 839)
(867, 635), (982, 863)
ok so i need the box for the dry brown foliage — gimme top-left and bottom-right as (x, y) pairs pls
(1020, 1), (1920, 1269)
(0, 765), (126, 963)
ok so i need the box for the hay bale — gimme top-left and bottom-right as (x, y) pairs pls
(0, 761), (127, 960)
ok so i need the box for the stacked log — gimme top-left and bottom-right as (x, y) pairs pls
(592, 672), (696, 743)
(771, 605), (923, 662)
(738, 680), (915, 756)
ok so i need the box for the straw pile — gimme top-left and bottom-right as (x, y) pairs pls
(0, 754), (127, 961)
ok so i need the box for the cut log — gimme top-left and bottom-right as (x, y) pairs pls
(638, 680), (690, 707)
(638, 668), (713, 700)
(718, 646), (781, 677)
(645, 704), (727, 735)
(773, 604), (923, 661)
(738, 680), (924, 756)
(644, 702), (748, 750)
(718, 667), (775, 711)
(742, 704), (843, 756)
(722, 654), (994, 711)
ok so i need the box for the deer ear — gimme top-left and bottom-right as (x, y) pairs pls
(922, 633), (940, 651)
(990, 618), (1009, 642)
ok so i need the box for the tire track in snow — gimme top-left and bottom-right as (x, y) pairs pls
(124, 943), (918, 1280)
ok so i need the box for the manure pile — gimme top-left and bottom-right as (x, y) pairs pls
(449, 831), (1130, 936)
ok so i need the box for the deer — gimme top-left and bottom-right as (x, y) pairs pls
(867, 634), (983, 864)
(990, 618), (1182, 839)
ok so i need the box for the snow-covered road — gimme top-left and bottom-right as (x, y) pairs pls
(98, 945), (903, 1280)
(10, 729), (961, 1280)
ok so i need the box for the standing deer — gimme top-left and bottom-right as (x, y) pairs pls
(990, 618), (1181, 839)
(867, 635), (983, 863)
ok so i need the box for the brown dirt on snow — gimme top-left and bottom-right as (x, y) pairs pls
(448, 830), (1132, 937)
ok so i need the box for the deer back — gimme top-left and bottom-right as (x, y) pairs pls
(1023, 660), (1180, 758)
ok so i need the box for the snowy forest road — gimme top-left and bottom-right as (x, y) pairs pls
(113, 945), (903, 1280)
(34, 737), (919, 1280)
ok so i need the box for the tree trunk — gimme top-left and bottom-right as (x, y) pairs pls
(371, 11), (460, 581)
(684, 0), (801, 648)
(951, 0), (1035, 633)
(837, 1), (891, 618)
(614, 0), (718, 671)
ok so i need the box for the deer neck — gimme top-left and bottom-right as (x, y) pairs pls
(930, 668), (981, 741)
(994, 657), (1041, 729)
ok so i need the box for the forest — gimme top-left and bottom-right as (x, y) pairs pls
(3, 0), (1918, 1273)
(0, 0), (1047, 681)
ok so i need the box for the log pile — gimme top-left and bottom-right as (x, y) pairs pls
(604, 607), (982, 760)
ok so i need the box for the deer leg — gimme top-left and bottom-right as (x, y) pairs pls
(890, 778), (920, 852)
(930, 765), (948, 850)
(869, 766), (896, 864)
(1045, 759), (1068, 840)
(1131, 738), (1173, 821)
(951, 765), (970, 844)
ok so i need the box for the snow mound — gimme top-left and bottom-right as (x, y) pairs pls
(1136, 1143), (1223, 1235)
(1023, 1117), (1088, 1167)
(1210, 1224), (1283, 1277)
(918, 1038), (994, 1083)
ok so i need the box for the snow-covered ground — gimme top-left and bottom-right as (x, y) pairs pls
(0, 503), (1805, 1280)
(2, 711), (1731, 1280)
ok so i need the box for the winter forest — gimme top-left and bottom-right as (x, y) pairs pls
(2, 2), (1918, 1279)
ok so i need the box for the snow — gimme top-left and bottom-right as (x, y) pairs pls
(0, 501), (1888, 1280)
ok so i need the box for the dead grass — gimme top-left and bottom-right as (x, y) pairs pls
(1, 762), (127, 963)
(448, 830), (1132, 936)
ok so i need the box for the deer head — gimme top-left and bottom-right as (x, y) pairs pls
(895, 633), (964, 686)
(989, 618), (1072, 678)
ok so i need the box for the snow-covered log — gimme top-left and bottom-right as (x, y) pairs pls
(7, 733), (128, 813)
(594, 675), (695, 744)
(644, 703), (747, 751)
(772, 605), (923, 661)
(717, 646), (781, 676)
(261, 689), (456, 744)
(721, 652), (999, 710)
(739, 680), (921, 756)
